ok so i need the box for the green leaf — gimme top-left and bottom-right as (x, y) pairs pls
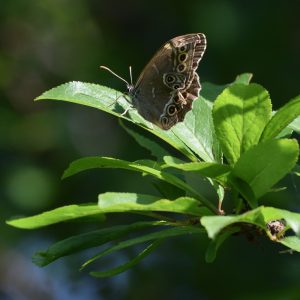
(232, 139), (299, 199)
(193, 74), (253, 162)
(279, 236), (300, 252)
(212, 181), (225, 209)
(98, 192), (212, 216)
(119, 120), (170, 161)
(90, 240), (162, 278)
(163, 156), (228, 207)
(35, 81), (129, 116)
(201, 73), (252, 103)
(63, 156), (217, 213)
(260, 95), (300, 142)
(6, 204), (104, 229)
(33, 221), (163, 266)
(201, 206), (300, 239)
(292, 164), (300, 176)
(81, 225), (203, 269)
(163, 155), (232, 184)
(275, 126), (293, 139)
(205, 226), (240, 263)
(213, 83), (272, 164)
(171, 97), (221, 162)
(201, 82), (228, 103)
(35, 76), (252, 164)
(151, 178), (185, 200)
(228, 175), (257, 208)
(35, 81), (197, 161)
(146, 126), (197, 162)
(234, 73), (253, 84)
(289, 115), (300, 134)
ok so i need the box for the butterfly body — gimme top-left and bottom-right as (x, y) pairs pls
(130, 33), (207, 130)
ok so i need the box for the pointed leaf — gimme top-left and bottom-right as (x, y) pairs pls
(234, 73), (253, 84)
(279, 236), (300, 252)
(180, 73), (253, 162)
(205, 226), (240, 262)
(201, 73), (253, 103)
(90, 240), (162, 278)
(35, 81), (197, 161)
(6, 204), (104, 229)
(289, 115), (300, 134)
(98, 193), (212, 216)
(201, 82), (228, 103)
(261, 95), (300, 142)
(33, 221), (163, 266)
(292, 164), (300, 176)
(63, 157), (217, 212)
(119, 120), (170, 161)
(172, 98), (221, 162)
(163, 155), (231, 184)
(163, 156), (228, 209)
(213, 83), (272, 164)
(151, 178), (185, 200)
(35, 76), (253, 163)
(228, 175), (257, 208)
(81, 225), (203, 269)
(201, 206), (300, 239)
(232, 139), (299, 198)
(35, 81), (132, 117)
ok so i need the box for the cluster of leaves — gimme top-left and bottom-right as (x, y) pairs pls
(7, 73), (300, 277)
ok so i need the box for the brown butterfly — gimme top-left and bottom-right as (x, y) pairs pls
(101, 33), (207, 130)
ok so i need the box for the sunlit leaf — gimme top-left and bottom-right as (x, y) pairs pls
(289, 115), (300, 134)
(201, 206), (300, 239)
(163, 155), (231, 184)
(35, 82), (196, 161)
(201, 73), (253, 102)
(63, 156), (217, 213)
(98, 192), (212, 216)
(261, 95), (300, 142)
(35, 74), (254, 163)
(172, 97), (221, 162)
(234, 73), (253, 84)
(232, 139), (299, 198)
(279, 236), (300, 252)
(7, 204), (104, 229)
(213, 83), (272, 164)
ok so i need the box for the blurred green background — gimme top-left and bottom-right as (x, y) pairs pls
(1, 1), (300, 299)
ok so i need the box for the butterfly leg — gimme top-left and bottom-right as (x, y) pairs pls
(105, 91), (134, 116)
(112, 92), (133, 116)
(171, 90), (187, 107)
(107, 91), (126, 108)
(77, 91), (133, 116)
(121, 104), (133, 116)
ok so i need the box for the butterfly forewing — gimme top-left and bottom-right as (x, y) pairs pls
(130, 33), (207, 130)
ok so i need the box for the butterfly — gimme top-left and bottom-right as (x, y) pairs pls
(101, 33), (207, 130)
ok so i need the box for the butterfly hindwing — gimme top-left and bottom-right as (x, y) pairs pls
(131, 33), (207, 130)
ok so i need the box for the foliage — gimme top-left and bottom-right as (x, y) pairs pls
(7, 73), (300, 277)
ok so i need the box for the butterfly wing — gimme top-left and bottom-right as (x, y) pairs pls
(131, 33), (206, 129)
(131, 44), (173, 127)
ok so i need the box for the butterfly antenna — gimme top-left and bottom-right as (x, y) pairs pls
(129, 66), (133, 86)
(100, 65), (130, 87)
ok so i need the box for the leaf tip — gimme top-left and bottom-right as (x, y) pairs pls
(32, 252), (49, 267)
